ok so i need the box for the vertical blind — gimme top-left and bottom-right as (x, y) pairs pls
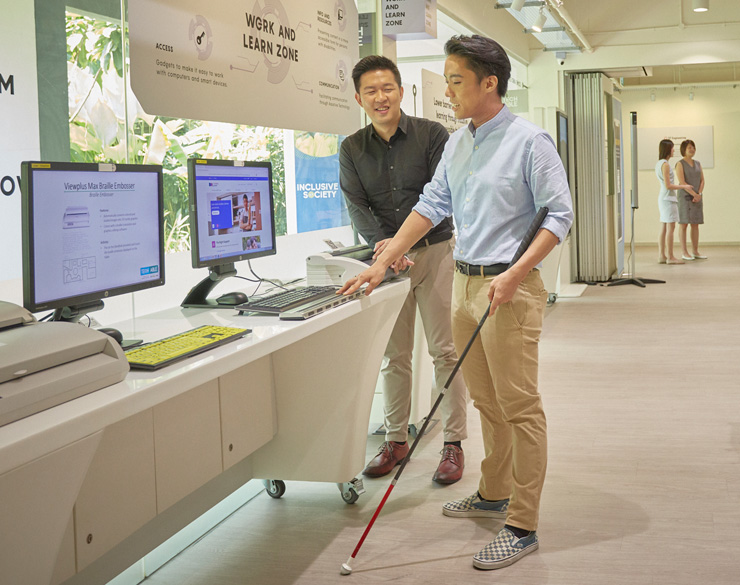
(567, 72), (611, 282)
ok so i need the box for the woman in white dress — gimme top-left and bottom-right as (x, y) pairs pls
(656, 139), (692, 264)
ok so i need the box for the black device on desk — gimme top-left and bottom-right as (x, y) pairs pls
(330, 244), (374, 261)
(216, 291), (249, 306)
(21, 161), (165, 344)
(235, 285), (366, 320)
(98, 327), (124, 344)
(125, 325), (250, 371)
(278, 288), (365, 320)
(235, 286), (340, 315)
(181, 158), (276, 309)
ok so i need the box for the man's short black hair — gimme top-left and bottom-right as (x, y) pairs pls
(351, 55), (402, 93)
(444, 35), (511, 98)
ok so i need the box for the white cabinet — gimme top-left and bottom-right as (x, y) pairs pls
(153, 380), (223, 512)
(74, 410), (157, 570)
(219, 356), (276, 470)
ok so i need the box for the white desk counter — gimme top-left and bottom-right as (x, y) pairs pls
(0, 278), (409, 585)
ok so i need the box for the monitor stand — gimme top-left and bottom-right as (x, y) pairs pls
(181, 263), (242, 309)
(53, 301), (143, 348)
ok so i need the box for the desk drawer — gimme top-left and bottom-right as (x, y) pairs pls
(219, 356), (276, 469)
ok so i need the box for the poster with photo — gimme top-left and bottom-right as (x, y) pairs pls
(294, 132), (349, 232)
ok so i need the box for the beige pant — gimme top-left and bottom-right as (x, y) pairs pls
(451, 269), (547, 531)
(382, 238), (468, 444)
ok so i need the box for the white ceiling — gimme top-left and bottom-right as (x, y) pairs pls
(500, 0), (740, 82)
(560, 0), (740, 46)
(393, 1), (740, 83)
(493, 0), (740, 51)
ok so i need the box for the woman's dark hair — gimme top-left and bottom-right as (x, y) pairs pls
(351, 55), (402, 93)
(658, 139), (674, 160)
(680, 139), (696, 156)
(444, 35), (511, 97)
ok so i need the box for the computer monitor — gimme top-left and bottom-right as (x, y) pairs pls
(21, 161), (165, 327)
(182, 158), (276, 308)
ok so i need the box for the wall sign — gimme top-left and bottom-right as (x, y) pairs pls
(1, 3), (41, 280)
(129, 0), (359, 136)
(382, 0), (437, 40)
(358, 13), (374, 47)
(421, 69), (466, 134)
(502, 88), (529, 114)
(637, 125), (714, 170)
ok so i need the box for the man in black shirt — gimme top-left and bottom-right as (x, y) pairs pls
(340, 55), (467, 484)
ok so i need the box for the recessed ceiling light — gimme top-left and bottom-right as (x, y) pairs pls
(693, 0), (709, 13)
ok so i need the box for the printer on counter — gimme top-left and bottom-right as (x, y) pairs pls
(306, 244), (408, 287)
(0, 301), (129, 426)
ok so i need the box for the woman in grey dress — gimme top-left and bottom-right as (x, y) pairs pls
(675, 139), (706, 260)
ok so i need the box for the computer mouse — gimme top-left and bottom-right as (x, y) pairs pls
(98, 327), (124, 344)
(216, 291), (248, 306)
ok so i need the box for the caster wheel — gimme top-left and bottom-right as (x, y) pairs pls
(338, 478), (365, 504)
(263, 479), (286, 499)
(547, 292), (557, 306)
(341, 488), (360, 504)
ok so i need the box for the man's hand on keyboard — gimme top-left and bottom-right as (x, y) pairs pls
(338, 263), (386, 296)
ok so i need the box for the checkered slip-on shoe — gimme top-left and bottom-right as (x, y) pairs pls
(473, 527), (539, 570)
(442, 492), (509, 518)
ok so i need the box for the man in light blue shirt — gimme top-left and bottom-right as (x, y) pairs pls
(340, 35), (573, 570)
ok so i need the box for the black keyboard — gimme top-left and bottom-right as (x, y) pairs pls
(331, 244), (374, 261)
(330, 244), (372, 256)
(235, 286), (339, 314)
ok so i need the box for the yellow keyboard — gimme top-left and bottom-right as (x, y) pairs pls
(125, 325), (250, 371)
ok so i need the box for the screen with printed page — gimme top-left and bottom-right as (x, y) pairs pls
(30, 168), (162, 304)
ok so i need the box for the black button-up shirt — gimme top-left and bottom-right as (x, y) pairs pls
(339, 111), (453, 247)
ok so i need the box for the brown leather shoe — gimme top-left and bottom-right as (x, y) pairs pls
(362, 441), (410, 477)
(433, 445), (464, 484)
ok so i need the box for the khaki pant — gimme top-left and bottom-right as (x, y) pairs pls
(451, 269), (547, 531)
(382, 238), (468, 444)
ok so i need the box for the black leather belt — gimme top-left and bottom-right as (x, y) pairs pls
(455, 260), (508, 277)
(410, 231), (453, 251)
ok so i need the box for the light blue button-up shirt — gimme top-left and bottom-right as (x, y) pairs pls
(413, 105), (574, 265)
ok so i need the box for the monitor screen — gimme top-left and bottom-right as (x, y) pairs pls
(188, 158), (276, 269)
(556, 110), (569, 182)
(21, 161), (165, 314)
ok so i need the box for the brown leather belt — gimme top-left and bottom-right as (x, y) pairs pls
(410, 231), (453, 251)
(455, 260), (508, 277)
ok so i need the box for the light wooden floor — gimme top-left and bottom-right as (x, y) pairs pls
(142, 246), (740, 585)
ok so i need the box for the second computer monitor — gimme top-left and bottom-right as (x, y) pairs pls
(188, 158), (276, 269)
(182, 158), (276, 308)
